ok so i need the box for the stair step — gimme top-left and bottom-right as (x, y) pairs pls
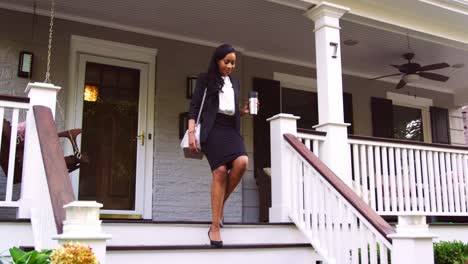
(106, 244), (318, 264)
(102, 221), (309, 246)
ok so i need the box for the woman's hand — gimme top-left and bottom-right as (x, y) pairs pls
(188, 132), (198, 152)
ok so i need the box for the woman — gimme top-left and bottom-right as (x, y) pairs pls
(188, 44), (256, 248)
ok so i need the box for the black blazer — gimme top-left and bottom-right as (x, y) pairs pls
(188, 73), (241, 144)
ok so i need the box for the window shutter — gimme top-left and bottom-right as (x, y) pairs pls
(344, 92), (354, 134)
(371, 97), (394, 138)
(430, 106), (450, 144)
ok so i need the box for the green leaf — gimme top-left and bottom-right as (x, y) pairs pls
(9, 247), (26, 262)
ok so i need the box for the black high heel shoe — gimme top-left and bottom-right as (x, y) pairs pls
(208, 227), (223, 248)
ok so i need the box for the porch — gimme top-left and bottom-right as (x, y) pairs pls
(0, 0), (467, 262)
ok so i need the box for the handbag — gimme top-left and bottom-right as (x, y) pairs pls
(180, 87), (207, 159)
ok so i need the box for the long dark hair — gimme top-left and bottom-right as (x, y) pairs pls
(206, 44), (236, 92)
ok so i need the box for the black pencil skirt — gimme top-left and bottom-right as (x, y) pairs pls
(202, 113), (247, 171)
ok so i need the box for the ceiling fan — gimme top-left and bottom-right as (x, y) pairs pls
(369, 52), (450, 89)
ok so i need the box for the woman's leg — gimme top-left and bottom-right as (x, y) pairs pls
(210, 165), (228, 241)
(220, 155), (248, 218)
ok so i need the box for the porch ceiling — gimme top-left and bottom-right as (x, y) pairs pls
(1, 0), (468, 103)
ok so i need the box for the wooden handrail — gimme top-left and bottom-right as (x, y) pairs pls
(284, 133), (395, 242)
(0, 94), (30, 103)
(33, 105), (75, 234)
(297, 128), (327, 136)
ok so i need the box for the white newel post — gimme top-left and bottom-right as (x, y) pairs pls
(18, 82), (61, 250)
(55, 201), (112, 264)
(305, 2), (352, 186)
(268, 113), (300, 222)
(389, 216), (436, 264)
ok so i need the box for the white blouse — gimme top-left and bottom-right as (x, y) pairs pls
(218, 76), (235, 116)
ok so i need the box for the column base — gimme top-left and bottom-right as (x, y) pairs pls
(269, 205), (292, 223)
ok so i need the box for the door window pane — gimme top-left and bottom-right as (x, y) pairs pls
(393, 105), (424, 142)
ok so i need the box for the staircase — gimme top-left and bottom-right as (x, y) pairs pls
(0, 219), (321, 264)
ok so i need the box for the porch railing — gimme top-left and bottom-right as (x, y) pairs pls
(0, 95), (29, 207)
(284, 134), (394, 264)
(296, 128), (326, 157)
(349, 135), (468, 216)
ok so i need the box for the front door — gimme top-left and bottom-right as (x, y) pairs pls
(74, 54), (149, 217)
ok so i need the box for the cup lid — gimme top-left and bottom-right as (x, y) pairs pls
(249, 91), (258, 98)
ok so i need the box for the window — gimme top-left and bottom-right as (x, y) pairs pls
(393, 105), (424, 142)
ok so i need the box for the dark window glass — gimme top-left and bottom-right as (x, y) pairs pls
(393, 105), (423, 142)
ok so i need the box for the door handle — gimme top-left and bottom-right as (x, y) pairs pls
(136, 131), (145, 146)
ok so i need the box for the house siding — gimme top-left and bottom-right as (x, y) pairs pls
(0, 8), (458, 222)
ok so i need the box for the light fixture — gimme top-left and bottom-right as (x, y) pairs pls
(343, 39), (359, 46)
(84, 85), (99, 102)
(403, 73), (420, 83)
(17, 51), (33, 78)
(186, 76), (197, 99)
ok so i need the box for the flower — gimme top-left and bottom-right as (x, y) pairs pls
(49, 242), (99, 264)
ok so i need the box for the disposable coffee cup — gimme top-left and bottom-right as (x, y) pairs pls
(249, 91), (258, 115)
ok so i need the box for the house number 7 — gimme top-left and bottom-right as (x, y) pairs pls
(330, 42), (338, 59)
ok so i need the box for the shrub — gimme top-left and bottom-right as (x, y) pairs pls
(49, 242), (98, 264)
(434, 241), (467, 264)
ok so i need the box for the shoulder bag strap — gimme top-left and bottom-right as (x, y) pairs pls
(196, 88), (207, 125)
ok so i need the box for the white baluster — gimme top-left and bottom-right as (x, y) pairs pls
(380, 243), (389, 264)
(304, 166), (312, 231)
(382, 147), (390, 212)
(401, 149), (411, 211)
(415, 150), (424, 211)
(445, 153), (455, 212)
(396, 148), (404, 211)
(369, 233), (377, 264)
(368, 146), (376, 210)
(360, 223), (369, 264)
(313, 139), (319, 158)
(457, 154), (467, 212)
(349, 211), (359, 264)
(298, 159), (304, 223)
(305, 139), (311, 152)
(463, 155), (468, 212)
(451, 153), (461, 212)
(433, 152), (443, 213)
(353, 144), (361, 198)
(375, 147), (383, 212)
(360, 145), (369, 204)
(311, 170), (319, 244)
(409, 149), (418, 211)
(5, 108), (20, 202)
(421, 150), (431, 212)
(439, 152), (449, 212)
(389, 148), (397, 212)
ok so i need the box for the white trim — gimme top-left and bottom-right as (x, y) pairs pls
(387, 92), (434, 108)
(0, 2), (456, 95)
(387, 92), (433, 143)
(67, 35), (155, 219)
(419, 0), (468, 15)
(273, 72), (317, 92)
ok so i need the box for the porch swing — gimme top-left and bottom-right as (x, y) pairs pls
(0, 0), (87, 183)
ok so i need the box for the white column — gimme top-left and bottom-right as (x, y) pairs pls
(17, 82), (61, 250)
(55, 201), (112, 264)
(268, 113), (300, 222)
(305, 2), (352, 186)
(388, 216), (436, 264)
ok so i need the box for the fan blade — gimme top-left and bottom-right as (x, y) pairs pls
(369, 73), (402, 80)
(418, 63), (450, 72)
(419, 72), (449, 82)
(396, 79), (407, 89)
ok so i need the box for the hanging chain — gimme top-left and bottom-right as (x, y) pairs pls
(44, 0), (56, 83)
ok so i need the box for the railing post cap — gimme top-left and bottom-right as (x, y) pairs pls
(267, 113), (301, 122)
(64, 201), (103, 209)
(25, 82), (61, 94)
